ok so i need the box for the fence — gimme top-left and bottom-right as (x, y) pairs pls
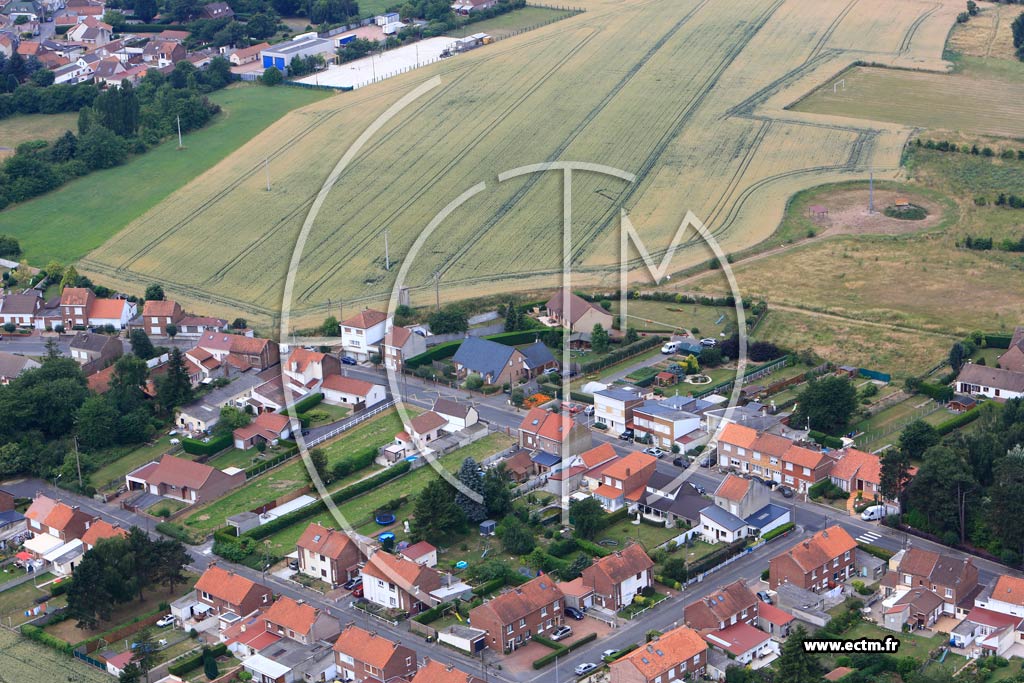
(854, 402), (943, 449)
(73, 650), (106, 671)
(859, 368), (892, 382)
(694, 356), (791, 399)
(684, 542), (765, 586)
(306, 399), (396, 448)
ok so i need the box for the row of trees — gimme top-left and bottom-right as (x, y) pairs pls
(881, 399), (1024, 565)
(0, 64), (227, 210)
(1013, 11), (1024, 60)
(916, 137), (1024, 159)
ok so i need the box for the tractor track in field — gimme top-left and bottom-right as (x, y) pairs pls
(898, 3), (940, 56)
(808, 0), (859, 62)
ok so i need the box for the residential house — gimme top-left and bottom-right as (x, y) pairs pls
(66, 16), (111, 44)
(976, 575), (1024, 619)
(432, 398), (478, 432)
(713, 474), (769, 520)
(699, 504), (750, 544)
(451, 336), (529, 386)
(717, 423), (834, 493)
(125, 454), (246, 505)
(410, 659), (485, 683)
(704, 401), (789, 436)
(608, 625), (707, 683)
(883, 587), (945, 632)
(502, 448), (535, 483)
(228, 41), (269, 65)
(60, 287), (94, 328)
(283, 348), (340, 394)
(684, 579), (758, 631)
(321, 374), (387, 409)
(702, 622), (776, 666)
(517, 407), (591, 459)
(340, 309), (389, 362)
(24, 496), (95, 542)
(142, 300), (183, 336)
(332, 624), (418, 683)
(756, 600), (795, 639)
(3, 0), (41, 21)
(80, 519), (127, 550)
(400, 541), (438, 568)
(451, 0), (497, 14)
(631, 398), (704, 450)
(233, 411), (293, 450)
(240, 637), (336, 683)
(885, 548), (979, 615)
(263, 595), (339, 645)
(196, 331), (280, 371)
(951, 606), (1022, 656)
(52, 60), (92, 84)
(768, 525), (857, 592)
(176, 315), (227, 338)
(408, 410), (447, 444)
(296, 522), (364, 587)
(69, 332), (121, 372)
(361, 549), (442, 615)
(468, 574), (565, 652)
(142, 40), (185, 67)
(544, 288), (612, 333)
(590, 450), (657, 512)
(520, 339), (558, 375)
(199, 1), (233, 19)
(156, 28), (190, 41)
(996, 327), (1024, 373)
(92, 55), (126, 84)
(594, 386), (645, 433)
(174, 371), (265, 432)
(0, 292), (41, 327)
(194, 564), (273, 616)
(829, 447), (898, 502)
(956, 364), (1024, 401)
(382, 324), (425, 372)
(87, 298), (136, 329)
(581, 542), (654, 610)
(0, 351), (39, 384)
(635, 471), (708, 527)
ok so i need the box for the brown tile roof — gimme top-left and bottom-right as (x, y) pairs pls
(230, 41), (269, 60)
(361, 549), (441, 593)
(195, 564), (263, 606)
(410, 411), (447, 436)
(81, 519), (127, 548)
(90, 298), (128, 319)
(470, 574), (563, 625)
(775, 526), (856, 572)
(342, 309), (387, 329)
(714, 474), (750, 502)
(143, 300), (180, 317)
(333, 624), (412, 668)
(899, 548), (940, 578)
(142, 454), (217, 489)
(264, 595), (318, 635)
(756, 600), (795, 626)
(505, 448), (533, 475)
(830, 448), (882, 486)
(537, 413), (577, 443)
(385, 325), (412, 347)
(296, 522), (360, 562)
(718, 422), (758, 449)
(0, 292), (41, 315)
(612, 625), (706, 680)
(287, 348), (326, 372)
(602, 451), (656, 481)
(321, 374), (375, 396)
(991, 575), (1024, 607)
(579, 443), (617, 468)
(233, 411), (290, 442)
(432, 398), (472, 419)
(24, 496), (58, 524)
(401, 541), (436, 562)
(703, 621), (770, 657)
(60, 287), (92, 307)
(411, 659), (485, 683)
(583, 543), (653, 585)
(86, 364), (116, 393)
(684, 580), (757, 630)
(544, 288), (609, 325)
(957, 364), (1024, 394)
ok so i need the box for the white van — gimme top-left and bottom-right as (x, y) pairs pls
(861, 505), (886, 521)
(661, 341), (681, 354)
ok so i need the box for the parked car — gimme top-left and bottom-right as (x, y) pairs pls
(343, 576), (362, 590)
(551, 625), (573, 641)
(562, 402), (584, 415)
(756, 590), (773, 605)
(643, 447), (667, 458)
(700, 338), (717, 347)
(618, 428), (634, 441)
(584, 405), (594, 416)
(565, 606), (585, 620)
(575, 663), (598, 676)
(861, 504), (886, 521)
(543, 367), (560, 375)
(602, 649), (619, 659)
(352, 585), (364, 598)
(693, 484), (706, 495)
(155, 614), (175, 628)
(661, 341), (681, 354)
(778, 486), (794, 498)
(288, 559), (299, 570)
(340, 355), (357, 365)
(672, 457), (687, 468)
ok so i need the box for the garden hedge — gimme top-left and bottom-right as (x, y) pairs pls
(243, 443), (298, 478)
(168, 644), (227, 676)
(413, 602), (453, 625)
(809, 430), (844, 449)
(568, 391), (594, 405)
(288, 393), (323, 414)
(917, 381), (954, 402)
(858, 543), (894, 561)
(762, 522), (795, 542)
(20, 625), (73, 654)
(574, 538), (613, 558)
(181, 432), (232, 456)
(567, 632), (598, 651)
(935, 408), (982, 436)
(156, 521), (195, 544)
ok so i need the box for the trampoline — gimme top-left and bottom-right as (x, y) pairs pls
(375, 512), (396, 525)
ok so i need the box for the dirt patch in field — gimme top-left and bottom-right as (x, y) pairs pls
(805, 189), (944, 237)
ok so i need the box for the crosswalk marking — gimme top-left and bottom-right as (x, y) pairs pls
(856, 530), (882, 544)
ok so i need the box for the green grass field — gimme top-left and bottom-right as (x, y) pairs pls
(0, 85), (330, 265)
(608, 300), (736, 337)
(0, 628), (110, 682)
(791, 61), (1024, 138)
(261, 432), (512, 556)
(456, 6), (575, 38)
(0, 113), (77, 153)
(0, 573), (59, 627)
(90, 435), (180, 493)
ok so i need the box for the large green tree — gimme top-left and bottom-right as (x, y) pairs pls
(905, 445), (977, 543)
(898, 420), (939, 460)
(879, 448), (911, 503)
(590, 323), (610, 354)
(129, 329), (156, 359)
(495, 516), (535, 555)
(569, 497), (605, 540)
(455, 457), (488, 523)
(988, 445), (1024, 559)
(155, 348), (193, 414)
(76, 395), (119, 451)
(482, 464), (513, 518)
(413, 478), (465, 544)
(108, 354), (149, 414)
(774, 624), (823, 683)
(791, 376), (858, 435)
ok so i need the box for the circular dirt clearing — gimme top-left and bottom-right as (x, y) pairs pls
(806, 188), (944, 237)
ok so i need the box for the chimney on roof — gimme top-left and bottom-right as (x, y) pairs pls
(446, 664), (455, 672)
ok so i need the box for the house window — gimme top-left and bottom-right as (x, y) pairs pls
(802, 467), (810, 476)
(507, 625), (513, 634)
(378, 579), (385, 587)
(844, 551), (850, 561)
(669, 670), (675, 680)
(637, 572), (642, 580)
(753, 452), (761, 460)
(519, 619), (526, 628)
(904, 574), (912, 585)
(722, 443), (732, 452)
(655, 677), (662, 683)
(693, 655), (700, 665)
(200, 591), (212, 601)
(785, 462), (793, 471)
(833, 558), (839, 568)
(945, 588), (953, 599)
(541, 607), (547, 617)
(737, 447), (745, 456)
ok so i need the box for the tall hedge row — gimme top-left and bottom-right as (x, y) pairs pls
(181, 433), (232, 456)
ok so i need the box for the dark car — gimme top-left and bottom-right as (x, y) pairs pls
(340, 355), (357, 365)
(343, 576), (362, 590)
(673, 457), (688, 468)
(779, 486), (794, 498)
(619, 428), (634, 441)
(757, 590), (773, 605)
(288, 559), (299, 570)
(565, 606), (585, 620)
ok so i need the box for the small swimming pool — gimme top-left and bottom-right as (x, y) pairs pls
(379, 531), (396, 543)
(455, 561), (468, 569)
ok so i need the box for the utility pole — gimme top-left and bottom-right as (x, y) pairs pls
(384, 229), (390, 271)
(434, 271), (441, 311)
(868, 167), (874, 214)
(176, 115), (183, 149)
(265, 158), (271, 191)
(73, 436), (82, 488)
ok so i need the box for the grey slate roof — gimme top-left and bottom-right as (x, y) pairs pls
(0, 351), (38, 379)
(700, 504), (747, 531)
(0, 292), (41, 315)
(70, 332), (119, 353)
(595, 386), (643, 402)
(744, 503), (789, 530)
(520, 340), (556, 369)
(957, 363), (1024, 394)
(452, 336), (516, 380)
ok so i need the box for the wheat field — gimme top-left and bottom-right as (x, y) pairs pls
(78, 0), (962, 328)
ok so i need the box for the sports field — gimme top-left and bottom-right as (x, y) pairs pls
(77, 0), (961, 326)
(791, 63), (1024, 138)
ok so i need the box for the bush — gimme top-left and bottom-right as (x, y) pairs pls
(155, 521), (194, 544)
(20, 624), (72, 654)
(761, 568), (769, 581)
(808, 430), (844, 449)
(168, 644), (227, 676)
(181, 433), (232, 456)
(413, 601), (453, 625)
(762, 522), (795, 542)
(289, 392), (323, 414)
(809, 480), (848, 501)
(858, 543), (894, 561)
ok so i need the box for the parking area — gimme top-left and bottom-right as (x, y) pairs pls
(295, 37), (457, 89)
(497, 619), (616, 676)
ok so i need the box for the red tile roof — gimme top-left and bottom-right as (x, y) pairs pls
(139, 454), (218, 489)
(333, 624), (412, 668)
(264, 595), (318, 635)
(612, 625), (706, 679)
(411, 659), (485, 683)
(602, 451), (656, 481)
(703, 622), (771, 656)
(143, 300), (180, 317)
(90, 298), (129, 319)
(287, 348), (326, 372)
(233, 411), (290, 442)
(470, 575), (563, 626)
(195, 565), (264, 606)
(579, 443), (617, 468)
(989, 575), (1024, 607)
(385, 325), (412, 347)
(60, 287), (92, 307)
(830, 449), (881, 485)
(776, 526), (856, 572)
(81, 520), (127, 548)
(684, 580), (757, 630)
(297, 523), (360, 562)
(342, 309), (387, 329)
(361, 549), (441, 593)
(583, 543), (653, 585)
(714, 474), (750, 502)
(322, 374), (375, 396)
(410, 411), (447, 436)
(401, 541), (436, 562)
(756, 600), (795, 626)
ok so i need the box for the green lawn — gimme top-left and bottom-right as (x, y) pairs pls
(0, 573), (60, 627)
(842, 621), (965, 674)
(306, 402), (351, 425)
(180, 410), (403, 534)
(0, 112), (77, 152)
(90, 435), (180, 493)
(609, 300), (737, 338)
(598, 519), (688, 551)
(147, 498), (189, 517)
(261, 432), (513, 556)
(0, 85), (330, 264)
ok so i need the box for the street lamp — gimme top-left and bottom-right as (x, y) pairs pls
(53, 473), (62, 489)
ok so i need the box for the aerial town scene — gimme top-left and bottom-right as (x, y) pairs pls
(0, 0), (1023, 681)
